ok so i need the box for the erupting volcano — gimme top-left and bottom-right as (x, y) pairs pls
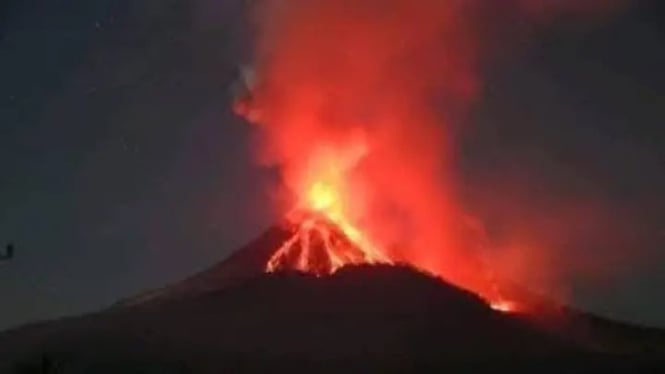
(2, 0), (663, 372)
(261, 174), (517, 310)
(230, 0), (640, 317)
(233, 0), (522, 310)
(257, 171), (517, 311)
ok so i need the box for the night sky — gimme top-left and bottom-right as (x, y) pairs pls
(1, 0), (663, 331)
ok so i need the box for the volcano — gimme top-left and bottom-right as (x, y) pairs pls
(1, 222), (664, 373)
(116, 212), (391, 307)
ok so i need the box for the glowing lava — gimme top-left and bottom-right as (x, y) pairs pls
(266, 212), (389, 276)
(490, 300), (520, 313)
(267, 179), (391, 276)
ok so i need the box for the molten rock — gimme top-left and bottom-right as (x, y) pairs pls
(267, 211), (390, 276)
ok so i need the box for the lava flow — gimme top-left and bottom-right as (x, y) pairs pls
(267, 179), (391, 276)
(266, 211), (389, 276)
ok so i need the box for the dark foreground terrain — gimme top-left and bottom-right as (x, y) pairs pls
(1, 226), (664, 373)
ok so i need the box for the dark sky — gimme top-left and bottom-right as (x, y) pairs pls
(0, 0), (663, 331)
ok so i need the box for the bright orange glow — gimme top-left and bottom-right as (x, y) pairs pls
(267, 145), (392, 276)
(308, 182), (337, 212)
(489, 300), (520, 313)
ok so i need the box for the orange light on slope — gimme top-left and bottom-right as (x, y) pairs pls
(489, 299), (520, 313)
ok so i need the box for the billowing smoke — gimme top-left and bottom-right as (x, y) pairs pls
(235, 0), (634, 302)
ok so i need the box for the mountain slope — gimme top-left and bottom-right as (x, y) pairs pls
(1, 224), (664, 373)
(117, 225), (290, 307)
(0, 266), (573, 372)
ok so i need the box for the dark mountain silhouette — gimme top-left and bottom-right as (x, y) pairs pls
(1, 224), (664, 373)
(116, 224), (290, 307)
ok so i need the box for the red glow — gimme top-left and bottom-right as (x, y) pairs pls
(236, 0), (505, 308)
(235, 0), (628, 311)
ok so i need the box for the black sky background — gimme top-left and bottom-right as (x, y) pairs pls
(0, 0), (663, 331)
